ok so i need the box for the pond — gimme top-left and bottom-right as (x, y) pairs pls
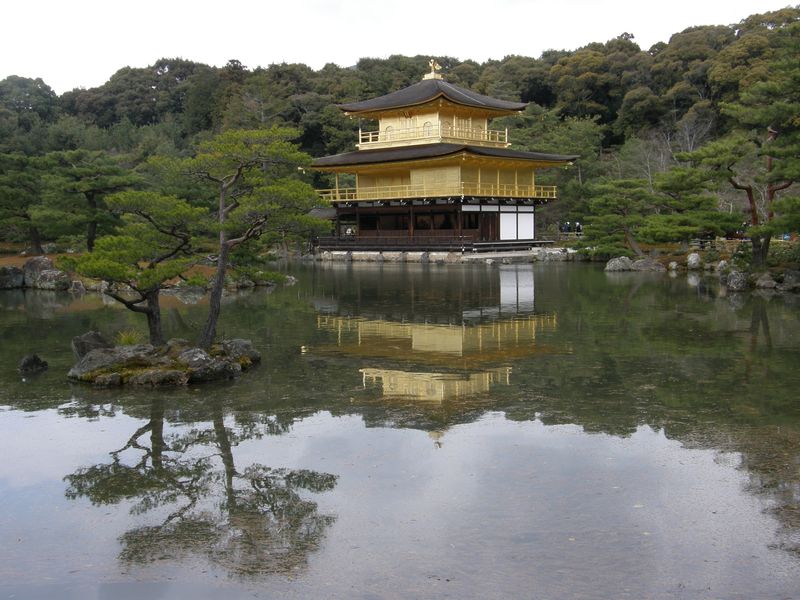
(1, 262), (799, 599)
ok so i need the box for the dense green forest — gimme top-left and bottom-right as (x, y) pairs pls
(1, 6), (798, 265)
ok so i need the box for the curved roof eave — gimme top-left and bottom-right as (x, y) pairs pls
(338, 79), (526, 115)
(312, 143), (579, 169)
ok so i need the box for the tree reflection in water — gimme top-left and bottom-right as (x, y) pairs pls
(64, 398), (337, 577)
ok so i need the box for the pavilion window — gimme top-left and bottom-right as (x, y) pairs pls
(433, 213), (455, 230)
(360, 214), (378, 230)
(378, 214), (408, 230)
(415, 214), (433, 230)
(463, 213), (480, 230)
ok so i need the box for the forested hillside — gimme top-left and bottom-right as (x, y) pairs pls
(1, 6), (798, 263)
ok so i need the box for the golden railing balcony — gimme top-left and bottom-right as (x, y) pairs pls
(357, 124), (509, 149)
(318, 182), (558, 202)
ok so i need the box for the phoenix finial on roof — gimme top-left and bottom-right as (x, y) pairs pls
(424, 59), (443, 80)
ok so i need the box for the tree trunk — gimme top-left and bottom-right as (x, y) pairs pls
(86, 194), (98, 252)
(751, 233), (771, 269)
(29, 226), (44, 255)
(624, 227), (644, 256)
(145, 290), (165, 346)
(198, 238), (229, 349)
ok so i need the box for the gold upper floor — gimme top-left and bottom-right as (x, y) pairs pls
(357, 108), (510, 150)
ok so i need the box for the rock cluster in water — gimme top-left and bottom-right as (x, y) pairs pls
(603, 255), (800, 295)
(603, 256), (666, 272)
(0, 257), (71, 290)
(67, 331), (261, 387)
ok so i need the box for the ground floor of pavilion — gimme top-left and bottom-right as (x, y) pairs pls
(314, 197), (552, 251)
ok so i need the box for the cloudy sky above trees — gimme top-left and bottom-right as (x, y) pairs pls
(2, 0), (791, 94)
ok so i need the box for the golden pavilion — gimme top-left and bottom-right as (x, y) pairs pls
(312, 60), (578, 251)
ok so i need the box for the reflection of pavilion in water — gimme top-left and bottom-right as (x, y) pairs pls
(360, 367), (512, 403)
(313, 266), (560, 403)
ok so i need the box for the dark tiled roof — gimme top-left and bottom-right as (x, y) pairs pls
(338, 79), (526, 114)
(312, 143), (579, 168)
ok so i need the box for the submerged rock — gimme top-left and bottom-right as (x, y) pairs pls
(19, 354), (48, 375)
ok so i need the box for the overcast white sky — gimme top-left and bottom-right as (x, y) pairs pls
(0, 0), (792, 94)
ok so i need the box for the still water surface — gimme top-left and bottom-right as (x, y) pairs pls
(1, 263), (799, 599)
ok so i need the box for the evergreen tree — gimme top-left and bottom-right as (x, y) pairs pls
(581, 179), (658, 257)
(174, 127), (318, 348)
(68, 191), (206, 345)
(42, 150), (140, 251)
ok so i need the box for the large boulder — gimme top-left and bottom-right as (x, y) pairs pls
(177, 347), (240, 383)
(23, 256), (54, 287)
(72, 331), (113, 360)
(778, 269), (800, 293)
(220, 339), (261, 369)
(68, 344), (156, 381)
(22, 257), (70, 290)
(0, 266), (24, 289)
(604, 256), (633, 272)
(631, 258), (666, 272)
(726, 270), (749, 292)
(687, 253), (702, 270)
(754, 272), (777, 289)
(36, 269), (70, 290)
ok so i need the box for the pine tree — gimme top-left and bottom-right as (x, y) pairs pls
(68, 191), (206, 345)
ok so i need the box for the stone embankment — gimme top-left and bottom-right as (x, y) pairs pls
(314, 248), (580, 264)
